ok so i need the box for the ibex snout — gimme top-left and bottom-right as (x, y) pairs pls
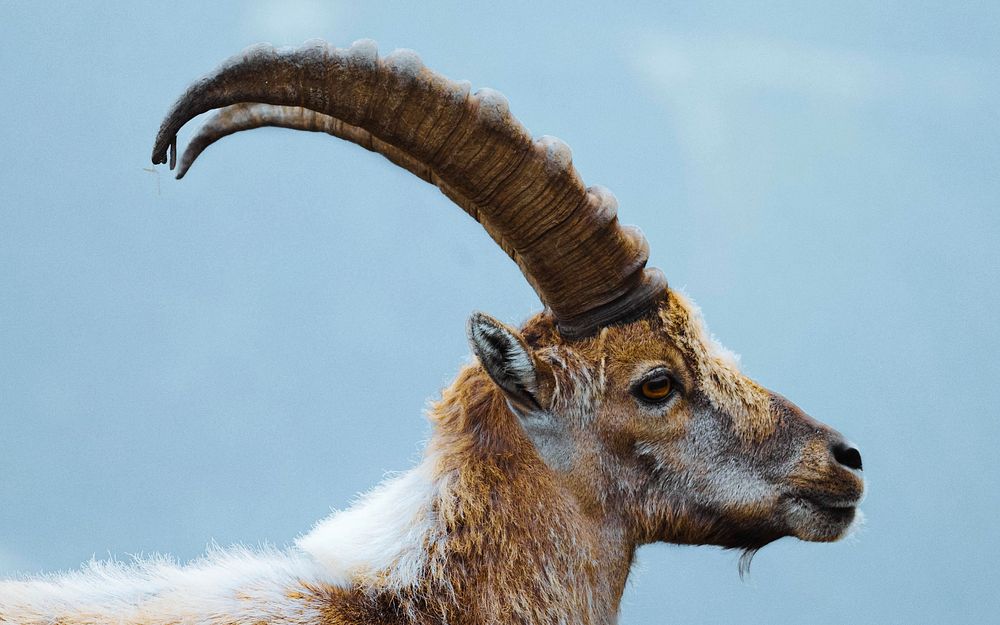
(770, 393), (862, 466)
(831, 440), (863, 471)
(768, 394), (866, 542)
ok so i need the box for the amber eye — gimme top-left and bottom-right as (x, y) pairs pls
(639, 376), (673, 401)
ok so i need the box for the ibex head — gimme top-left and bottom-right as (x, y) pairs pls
(152, 39), (864, 562)
(464, 297), (863, 558)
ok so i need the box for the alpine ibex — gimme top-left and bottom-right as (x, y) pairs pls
(0, 39), (865, 625)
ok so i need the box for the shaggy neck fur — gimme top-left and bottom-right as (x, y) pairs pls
(0, 366), (634, 625)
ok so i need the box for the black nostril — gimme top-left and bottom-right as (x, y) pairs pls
(832, 441), (863, 471)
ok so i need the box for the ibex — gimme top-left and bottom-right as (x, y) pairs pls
(0, 39), (865, 625)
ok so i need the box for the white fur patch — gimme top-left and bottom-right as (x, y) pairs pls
(0, 546), (328, 625)
(1, 458), (445, 623)
(296, 456), (442, 591)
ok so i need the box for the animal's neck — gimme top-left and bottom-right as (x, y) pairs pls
(304, 443), (633, 625)
(299, 369), (636, 624)
(427, 367), (635, 624)
(426, 432), (634, 625)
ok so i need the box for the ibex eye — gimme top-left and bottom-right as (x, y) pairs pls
(638, 376), (673, 401)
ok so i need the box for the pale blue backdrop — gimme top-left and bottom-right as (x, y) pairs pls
(1, 2), (998, 623)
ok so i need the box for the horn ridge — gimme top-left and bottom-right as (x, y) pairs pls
(152, 40), (668, 338)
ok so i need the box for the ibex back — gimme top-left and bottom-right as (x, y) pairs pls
(0, 39), (865, 625)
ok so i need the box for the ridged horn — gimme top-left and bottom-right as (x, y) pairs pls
(151, 39), (667, 338)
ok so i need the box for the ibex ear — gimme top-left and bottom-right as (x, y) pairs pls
(467, 312), (542, 413)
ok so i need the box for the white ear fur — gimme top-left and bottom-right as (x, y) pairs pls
(467, 312), (539, 410)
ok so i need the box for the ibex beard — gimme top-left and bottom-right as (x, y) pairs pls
(0, 38), (865, 625)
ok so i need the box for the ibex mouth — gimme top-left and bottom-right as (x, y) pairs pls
(785, 494), (863, 542)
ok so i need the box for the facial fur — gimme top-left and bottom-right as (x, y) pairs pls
(514, 289), (866, 551)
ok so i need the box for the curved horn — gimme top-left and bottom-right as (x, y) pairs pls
(152, 40), (667, 338)
(176, 103), (523, 257)
(176, 103), (528, 262)
(175, 104), (436, 183)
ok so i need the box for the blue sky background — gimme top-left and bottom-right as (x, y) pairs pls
(1, 2), (998, 623)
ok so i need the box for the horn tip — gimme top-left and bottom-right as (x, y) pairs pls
(175, 153), (190, 179)
(151, 130), (172, 165)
